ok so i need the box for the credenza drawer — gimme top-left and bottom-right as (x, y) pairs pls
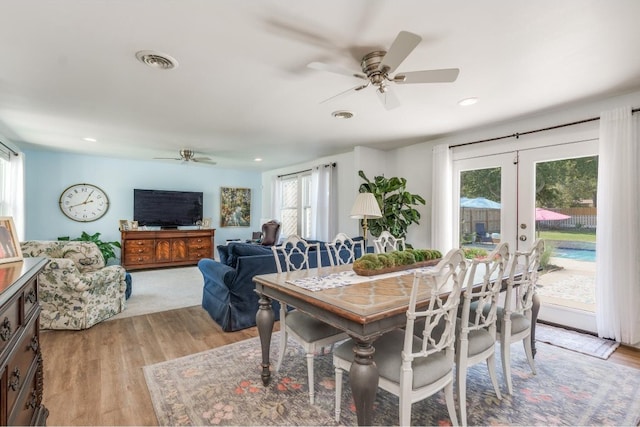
(5, 317), (38, 415)
(22, 278), (39, 320)
(0, 296), (21, 355)
(127, 239), (155, 248)
(124, 254), (154, 265)
(7, 361), (38, 426)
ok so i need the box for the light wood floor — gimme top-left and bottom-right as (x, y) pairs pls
(40, 306), (640, 426)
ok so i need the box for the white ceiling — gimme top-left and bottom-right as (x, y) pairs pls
(2, 0), (640, 170)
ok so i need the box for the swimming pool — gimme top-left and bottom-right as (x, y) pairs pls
(552, 248), (596, 262)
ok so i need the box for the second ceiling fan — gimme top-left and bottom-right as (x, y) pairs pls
(308, 30), (460, 110)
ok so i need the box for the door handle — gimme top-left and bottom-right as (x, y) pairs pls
(519, 235), (527, 241)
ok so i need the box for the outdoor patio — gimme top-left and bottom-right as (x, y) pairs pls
(537, 257), (596, 312)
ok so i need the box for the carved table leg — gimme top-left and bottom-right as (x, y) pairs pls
(531, 292), (540, 357)
(256, 294), (275, 386)
(349, 339), (379, 426)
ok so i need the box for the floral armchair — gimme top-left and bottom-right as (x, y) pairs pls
(20, 240), (127, 330)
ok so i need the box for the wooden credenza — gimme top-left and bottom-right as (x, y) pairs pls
(120, 229), (215, 270)
(0, 257), (48, 426)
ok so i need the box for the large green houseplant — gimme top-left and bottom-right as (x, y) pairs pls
(357, 170), (426, 240)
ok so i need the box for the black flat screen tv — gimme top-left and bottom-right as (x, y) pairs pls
(134, 189), (203, 228)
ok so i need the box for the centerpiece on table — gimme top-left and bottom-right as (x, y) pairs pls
(352, 249), (443, 276)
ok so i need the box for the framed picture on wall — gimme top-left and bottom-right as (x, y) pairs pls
(0, 217), (22, 264)
(220, 187), (251, 227)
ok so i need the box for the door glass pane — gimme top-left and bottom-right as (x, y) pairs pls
(535, 156), (598, 312)
(459, 167), (502, 251)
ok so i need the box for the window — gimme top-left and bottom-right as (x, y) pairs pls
(279, 172), (311, 238)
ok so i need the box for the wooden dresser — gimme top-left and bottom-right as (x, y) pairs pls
(0, 257), (48, 426)
(121, 229), (215, 270)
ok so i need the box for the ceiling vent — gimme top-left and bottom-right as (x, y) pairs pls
(135, 50), (178, 70)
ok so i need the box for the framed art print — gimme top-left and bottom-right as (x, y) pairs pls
(220, 187), (251, 227)
(0, 217), (22, 264)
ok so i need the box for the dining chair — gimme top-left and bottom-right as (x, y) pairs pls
(326, 232), (364, 266)
(271, 235), (348, 404)
(497, 238), (544, 394)
(333, 248), (467, 426)
(457, 242), (510, 426)
(373, 230), (406, 253)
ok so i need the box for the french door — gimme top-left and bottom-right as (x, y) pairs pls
(453, 139), (598, 332)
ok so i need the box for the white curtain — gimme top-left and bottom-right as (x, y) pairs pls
(1, 152), (25, 240)
(310, 163), (337, 241)
(595, 107), (640, 345)
(270, 175), (282, 222)
(431, 144), (454, 252)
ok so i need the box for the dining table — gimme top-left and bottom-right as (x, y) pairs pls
(253, 262), (539, 426)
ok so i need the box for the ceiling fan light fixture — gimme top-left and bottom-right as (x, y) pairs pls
(135, 50), (179, 70)
(332, 110), (354, 119)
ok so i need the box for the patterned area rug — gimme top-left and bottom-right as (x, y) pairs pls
(535, 323), (620, 359)
(144, 332), (640, 426)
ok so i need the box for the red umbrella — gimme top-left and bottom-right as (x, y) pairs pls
(535, 208), (571, 221)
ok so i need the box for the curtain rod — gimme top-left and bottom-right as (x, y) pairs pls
(450, 107), (640, 149)
(0, 140), (18, 156)
(277, 162), (336, 178)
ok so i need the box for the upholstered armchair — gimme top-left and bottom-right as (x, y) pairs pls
(20, 240), (127, 330)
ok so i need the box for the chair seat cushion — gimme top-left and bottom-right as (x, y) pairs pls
(464, 327), (495, 356)
(495, 307), (530, 335)
(286, 310), (344, 342)
(335, 329), (451, 389)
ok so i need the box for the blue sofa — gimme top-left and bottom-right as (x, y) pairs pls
(198, 238), (363, 332)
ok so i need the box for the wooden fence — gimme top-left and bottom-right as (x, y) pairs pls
(461, 207), (597, 236)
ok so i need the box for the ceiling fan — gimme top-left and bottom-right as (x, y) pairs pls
(308, 30), (460, 110)
(154, 149), (216, 165)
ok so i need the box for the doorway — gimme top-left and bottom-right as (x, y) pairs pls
(453, 140), (599, 332)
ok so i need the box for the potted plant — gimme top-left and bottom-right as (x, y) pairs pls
(356, 170), (426, 241)
(58, 231), (121, 263)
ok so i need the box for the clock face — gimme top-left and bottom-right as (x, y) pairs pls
(59, 183), (110, 222)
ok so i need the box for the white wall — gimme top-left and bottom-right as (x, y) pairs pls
(261, 150), (359, 238)
(22, 149), (262, 253)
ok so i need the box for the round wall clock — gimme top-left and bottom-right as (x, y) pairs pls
(59, 183), (110, 222)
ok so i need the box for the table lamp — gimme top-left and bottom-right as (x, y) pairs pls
(350, 192), (382, 245)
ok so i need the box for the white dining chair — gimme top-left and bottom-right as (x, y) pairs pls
(497, 238), (544, 394)
(333, 248), (467, 426)
(457, 242), (510, 426)
(271, 235), (348, 404)
(326, 232), (364, 266)
(373, 230), (406, 253)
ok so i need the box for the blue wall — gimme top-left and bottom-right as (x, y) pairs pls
(22, 149), (262, 256)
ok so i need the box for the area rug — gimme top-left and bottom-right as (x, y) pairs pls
(535, 322), (620, 360)
(109, 266), (202, 320)
(143, 332), (640, 426)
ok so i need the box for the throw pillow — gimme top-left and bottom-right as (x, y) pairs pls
(217, 245), (230, 265)
(227, 243), (273, 268)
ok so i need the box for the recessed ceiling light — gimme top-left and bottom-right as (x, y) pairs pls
(458, 97), (478, 106)
(135, 50), (179, 70)
(83, 137), (97, 142)
(332, 110), (354, 119)
(254, 158), (263, 162)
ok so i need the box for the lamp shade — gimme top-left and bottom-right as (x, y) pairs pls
(350, 193), (382, 219)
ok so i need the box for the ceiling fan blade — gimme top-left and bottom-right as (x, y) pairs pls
(193, 159), (217, 165)
(376, 86), (401, 110)
(153, 157), (181, 160)
(308, 61), (366, 80)
(379, 31), (421, 74)
(395, 68), (460, 84)
(319, 83), (368, 104)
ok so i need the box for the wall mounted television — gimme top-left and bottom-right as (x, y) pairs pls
(133, 189), (203, 228)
